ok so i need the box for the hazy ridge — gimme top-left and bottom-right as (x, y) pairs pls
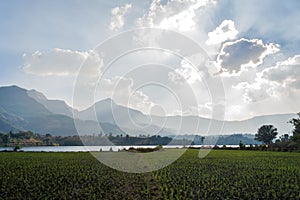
(0, 85), (296, 137)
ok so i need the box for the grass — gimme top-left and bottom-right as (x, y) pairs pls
(0, 150), (299, 199)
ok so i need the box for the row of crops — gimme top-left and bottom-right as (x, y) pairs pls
(0, 150), (299, 199)
(154, 150), (300, 199)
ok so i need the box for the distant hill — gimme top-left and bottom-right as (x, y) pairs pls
(0, 86), (88, 135)
(150, 113), (296, 135)
(0, 115), (20, 133)
(168, 134), (262, 145)
(77, 98), (173, 136)
(27, 89), (78, 118)
(78, 99), (296, 135)
(0, 85), (297, 137)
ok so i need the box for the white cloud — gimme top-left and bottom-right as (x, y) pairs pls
(129, 90), (155, 113)
(22, 48), (102, 76)
(11, 0), (300, 122)
(217, 38), (280, 74)
(233, 81), (276, 103)
(109, 4), (132, 31)
(262, 55), (300, 89)
(229, 70), (300, 120)
(195, 102), (213, 118)
(232, 54), (300, 104)
(97, 76), (154, 114)
(206, 19), (239, 45)
(167, 50), (213, 86)
(168, 59), (203, 85)
(136, 0), (216, 32)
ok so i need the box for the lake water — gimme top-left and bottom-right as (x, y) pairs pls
(0, 145), (241, 152)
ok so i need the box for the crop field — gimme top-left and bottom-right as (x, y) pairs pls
(0, 150), (300, 199)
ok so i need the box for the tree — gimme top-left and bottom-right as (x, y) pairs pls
(279, 134), (290, 142)
(289, 113), (300, 143)
(239, 140), (244, 149)
(13, 145), (21, 152)
(255, 125), (278, 144)
(200, 136), (205, 144)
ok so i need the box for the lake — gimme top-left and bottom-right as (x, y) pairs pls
(0, 145), (241, 152)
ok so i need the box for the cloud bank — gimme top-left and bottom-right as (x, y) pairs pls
(22, 48), (102, 76)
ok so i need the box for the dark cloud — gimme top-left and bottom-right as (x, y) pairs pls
(217, 38), (279, 74)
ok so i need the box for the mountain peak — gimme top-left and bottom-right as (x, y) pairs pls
(1, 85), (26, 92)
(0, 85), (51, 118)
(96, 98), (116, 106)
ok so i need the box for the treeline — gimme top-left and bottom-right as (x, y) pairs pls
(243, 113), (300, 152)
(78, 134), (191, 146)
(193, 113), (300, 152)
(0, 131), (84, 147)
(1, 113), (300, 151)
(0, 131), (192, 147)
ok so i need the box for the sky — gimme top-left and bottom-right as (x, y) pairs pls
(1, 0), (300, 121)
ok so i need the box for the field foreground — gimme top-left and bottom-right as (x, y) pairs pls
(0, 150), (299, 199)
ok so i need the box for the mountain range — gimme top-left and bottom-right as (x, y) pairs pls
(0, 85), (297, 137)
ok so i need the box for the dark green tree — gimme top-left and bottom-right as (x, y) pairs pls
(45, 133), (52, 138)
(3, 131), (11, 146)
(13, 144), (21, 152)
(239, 140), (244, 149)
(201, 136), (205, 144)
(255, 125), (278, 144)
(280, 133), (290, 142)
(289, 113), (300, 143)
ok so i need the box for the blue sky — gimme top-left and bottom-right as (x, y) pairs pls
(1, 0), (300, 120)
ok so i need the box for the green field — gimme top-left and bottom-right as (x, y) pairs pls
(0, 150), (300, 199)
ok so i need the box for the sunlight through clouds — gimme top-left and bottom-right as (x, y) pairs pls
(206, 19), (239, 45)
(5, 0), (300, 121)
(136, 0), (216, 32)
